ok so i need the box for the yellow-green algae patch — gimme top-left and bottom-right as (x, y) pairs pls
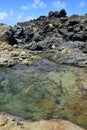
(0, 59), (87, 128)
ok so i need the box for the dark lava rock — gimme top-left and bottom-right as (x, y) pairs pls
(1, 9), (87, 47)
(0, 10), (87, 67)
(22, 37), (64, 51)
(11, 9), (87, 48)
(52, 41), (87, 67)
(59, 9), (67, 17)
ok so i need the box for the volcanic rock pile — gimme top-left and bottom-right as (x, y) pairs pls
(12, 9), (87, 49)
(0, 9), (87, 67)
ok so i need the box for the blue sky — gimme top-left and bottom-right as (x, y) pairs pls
(0, 0), (87, 26)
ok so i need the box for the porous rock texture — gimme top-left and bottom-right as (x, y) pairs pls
(0, 113), (86, 130)
(0, 9), (87, 67)
(12, 9), (87, 48)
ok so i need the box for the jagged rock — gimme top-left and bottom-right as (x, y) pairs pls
(52, 48), (87, 67)
(23, 37), (64, 51)
(0, 10), (87, 67)
(0, 24), (17, 45)
(59, 9), (67, 17)
(9, 9), (86, 48)
(0, 24), (11, 42)
(48, 11), (60, 18)
(0, 57), (16, 67)
(0, 10), (87, 47)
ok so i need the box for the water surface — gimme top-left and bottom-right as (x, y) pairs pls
(0, 58), (87, 128)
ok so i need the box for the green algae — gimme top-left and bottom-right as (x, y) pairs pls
(0, 59), (87, 128)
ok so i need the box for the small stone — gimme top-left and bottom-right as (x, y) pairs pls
(13, 44), (18, 48)
(49, 24), (53, 28)
(52, 45), (56, 49)
(61, 48), (70, 54)
(11, 51), (19, 57)
(21, 59), (33, 65)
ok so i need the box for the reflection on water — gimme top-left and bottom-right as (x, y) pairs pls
(0, 59), (87, 128)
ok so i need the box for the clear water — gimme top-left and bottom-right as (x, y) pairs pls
(0, 58), (87, 128)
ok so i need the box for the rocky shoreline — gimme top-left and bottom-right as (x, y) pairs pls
(0, 9), (87, 130)
(0, 42), (41, 67)
(0, 9), (87, 67)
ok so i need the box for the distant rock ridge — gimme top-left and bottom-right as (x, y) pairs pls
(12, 9), (87, 46)
(0, 9), (87, 46)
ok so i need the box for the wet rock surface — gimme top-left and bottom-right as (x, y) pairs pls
(0, 113), (85, 130)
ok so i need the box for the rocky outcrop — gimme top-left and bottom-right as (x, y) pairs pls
(0, 10), (87, 67)
(12, 10), (87, 47)
(0, 113), (85, 130)
(0, 10), (87, 47)
(0, 42), (41, 67)
(0, 24), (17, 45)
(51, 40), (87, 67)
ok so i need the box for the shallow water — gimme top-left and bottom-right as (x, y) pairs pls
(0, 58), (87, 128)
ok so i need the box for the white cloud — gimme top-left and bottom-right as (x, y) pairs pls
(0, 11), (8, 20)
(52, 0), (66, 9)
(17, 14), (22, 21)
(25, 16), (35, 21)
(21, 6), (29, 10)
(32, 0), (46, 9)
(10, 9), (14, 16)
(79, 0), (87, 7)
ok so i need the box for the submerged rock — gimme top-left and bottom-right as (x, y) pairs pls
(0, 59), (87, 128)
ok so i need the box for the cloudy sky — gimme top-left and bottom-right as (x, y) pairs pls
(0, 0), (87, 26)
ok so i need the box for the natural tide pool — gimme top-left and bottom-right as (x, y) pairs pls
(0, 58), (87, 128)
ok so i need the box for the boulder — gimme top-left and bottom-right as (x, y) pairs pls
(0, 24), (17, 45)
(59, 9), (67, 17)
(52, 48), (87, 67)
(0, 57), (16, 67)
(48, 11), (60, 18)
